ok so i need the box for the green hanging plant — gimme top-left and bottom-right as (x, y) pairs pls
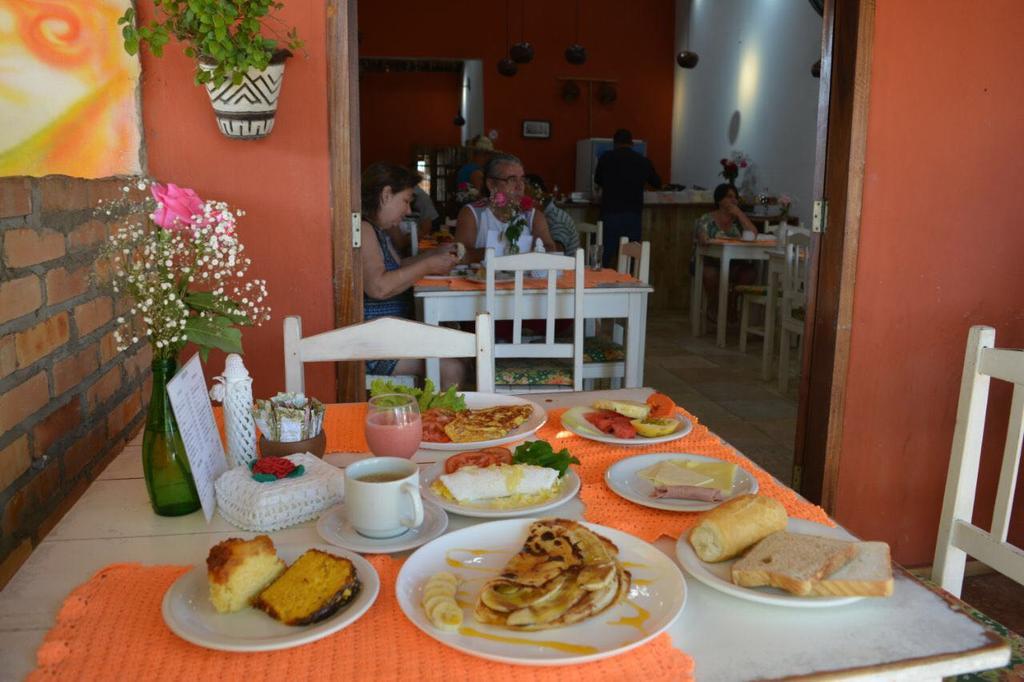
(119, 0), (305, 87)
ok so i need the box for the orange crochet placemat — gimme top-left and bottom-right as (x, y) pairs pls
(31, 558), (694, 681)
(415, 268), (638, 291)
(538, 407), (831, 543)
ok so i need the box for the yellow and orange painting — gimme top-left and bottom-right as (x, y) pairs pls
(0, 0), (141, 177)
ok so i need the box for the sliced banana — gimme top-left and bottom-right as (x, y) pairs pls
(422, 572), (464, 632)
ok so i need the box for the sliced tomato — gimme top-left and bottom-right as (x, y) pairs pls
(443, 448), (513, 474)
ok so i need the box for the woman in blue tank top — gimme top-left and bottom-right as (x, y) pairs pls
(361, 163), (464, 384)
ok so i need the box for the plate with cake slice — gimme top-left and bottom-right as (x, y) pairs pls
(162, 537), (379, 652)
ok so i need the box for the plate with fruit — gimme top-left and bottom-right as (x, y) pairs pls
(559, 394), (692, 446)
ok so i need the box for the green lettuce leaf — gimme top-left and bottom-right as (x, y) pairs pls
(512, 440), (579, 478)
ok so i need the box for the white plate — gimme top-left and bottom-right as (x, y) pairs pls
(161, 543), (380, 651)
(674, 517), (864, 608)
(420, 392), (547, 451)
(421, 463), (580, 518)
(316, 498), (448, 553)
(395, 518), (686, 665)
(560, 406), (693, 446)
(604, 453), (759, 512)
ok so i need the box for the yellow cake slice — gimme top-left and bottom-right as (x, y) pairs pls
(207, 535), (286, 614)
(255, 549), (361, 625)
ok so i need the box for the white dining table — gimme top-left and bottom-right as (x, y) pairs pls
(690, 240), (775, 347)
(414, 280), (652, 388)
(0, 388), (1010, 681)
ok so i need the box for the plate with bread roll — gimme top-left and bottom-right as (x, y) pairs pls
(675, 494), (894, 608)
(162, 537), (380, 651)
(604, 453), (758, 512)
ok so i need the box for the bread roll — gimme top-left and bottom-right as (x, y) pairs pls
(688, 494), (787, 562)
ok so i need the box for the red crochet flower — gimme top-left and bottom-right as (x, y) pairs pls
(252, 457), (297, 479)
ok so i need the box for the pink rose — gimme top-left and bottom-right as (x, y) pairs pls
(739, 160), (748, 168)
(519, 195), (534, 211)
(457, 182), (469, 191)
(492, 191), (509, 208)
(150, 182), (204, 231)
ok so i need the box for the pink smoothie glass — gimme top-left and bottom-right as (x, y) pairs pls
(365, 394), (422, 458)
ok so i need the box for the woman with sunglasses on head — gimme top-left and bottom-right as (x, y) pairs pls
(455, 153), (557, 264)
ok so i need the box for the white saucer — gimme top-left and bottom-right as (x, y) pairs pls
(316, 498), (448, 554)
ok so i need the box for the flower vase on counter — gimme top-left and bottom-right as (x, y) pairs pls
(142, 357), (201, 516)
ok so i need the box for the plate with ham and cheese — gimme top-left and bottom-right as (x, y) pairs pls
(559, 398), (693, 446)
(604, 453), (758, 512)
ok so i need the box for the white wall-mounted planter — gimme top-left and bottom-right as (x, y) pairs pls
(199, 51), (290, 141)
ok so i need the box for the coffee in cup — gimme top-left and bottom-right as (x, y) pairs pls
(344, 457), (424, 538)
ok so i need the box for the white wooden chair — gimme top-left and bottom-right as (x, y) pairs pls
(283, 314), (495, 394)
(485, 247), (584, 392)
(740, 226), (812, 355)
(778, 231), (811, 393)
(576, 220), (604, 252)
(581, 237), (650, 389)
(932, 325), (1024, 597)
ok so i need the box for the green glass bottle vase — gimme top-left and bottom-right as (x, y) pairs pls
(142, 356), (201, 516)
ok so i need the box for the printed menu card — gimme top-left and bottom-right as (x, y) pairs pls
(167, 353), (228, 523)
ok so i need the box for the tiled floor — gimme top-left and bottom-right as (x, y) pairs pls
(643, 311), (798, 484)
(648, 312), (1024, 641)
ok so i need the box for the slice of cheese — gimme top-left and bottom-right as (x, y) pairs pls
(638, 460), (737, 491)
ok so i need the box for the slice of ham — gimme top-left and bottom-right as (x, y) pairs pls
(651, 485), (725, 502)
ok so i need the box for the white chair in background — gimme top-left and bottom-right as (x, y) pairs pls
(576, 221), (604, 253)
(485, 247), (584, 392)
(932, 325), (1024, 597)
(777, 231), (812, 393)
(740, 225), (812, 355)
(283, 314), (495, 394)
(582, 237), (650, 389)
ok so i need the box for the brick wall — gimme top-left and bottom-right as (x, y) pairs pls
(0, 176), (152, 585)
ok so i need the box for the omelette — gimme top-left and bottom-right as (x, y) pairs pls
(444, 405), (533, 443)
(474, 519), (631, 630)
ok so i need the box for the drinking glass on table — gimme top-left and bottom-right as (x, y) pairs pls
(587, 243), (603, 271)
(365, 394), (422, 458)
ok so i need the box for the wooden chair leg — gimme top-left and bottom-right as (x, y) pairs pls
(739, 296), (750, 353)
(779, 327), (790, 393)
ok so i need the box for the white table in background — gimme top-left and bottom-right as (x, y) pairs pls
(691, 240), (775, 347)
(0, 388), (1009, 681)
(414, 282), (652, 388)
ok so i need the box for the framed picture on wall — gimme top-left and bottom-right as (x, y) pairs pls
(522, 120), (551, 139)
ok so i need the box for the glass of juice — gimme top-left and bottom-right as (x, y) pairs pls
(365, 394), (422, 458)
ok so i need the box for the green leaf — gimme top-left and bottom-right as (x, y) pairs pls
(185, 316), (244, 355)
(185, 292), (251, 325)
(513, 441), (580, 478)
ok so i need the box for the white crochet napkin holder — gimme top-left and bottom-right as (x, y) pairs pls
(215, 452), (343, 531)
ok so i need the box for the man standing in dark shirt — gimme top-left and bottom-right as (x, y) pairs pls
(594, 128), (662, 266)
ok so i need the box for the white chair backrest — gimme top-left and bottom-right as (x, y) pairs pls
(616, 236), (651, 284)
(576, 221), (603, 251)
(770, 222), (809, 245)
(283, 313), (494, 393)
(933, 326), (1024, 597)
(781, 231), (812, 312)
(484, 247), (584, 391)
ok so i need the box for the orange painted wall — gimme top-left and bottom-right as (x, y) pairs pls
(358, 0), (675, 193)
(835, 0), (1024, 565)
(360, 70), (462, 167)
(138, 4), (336, 401)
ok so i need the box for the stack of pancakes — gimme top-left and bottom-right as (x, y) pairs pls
(474, 519), (630, 630)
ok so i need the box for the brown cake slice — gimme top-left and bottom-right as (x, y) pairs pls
(254, 549), (360, 625)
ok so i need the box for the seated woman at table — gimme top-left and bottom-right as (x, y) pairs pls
(455, 154), (558, 263)
(525, 173), (580, 256)
(694, 183), (759, 324)
(362, 162), (465, 387)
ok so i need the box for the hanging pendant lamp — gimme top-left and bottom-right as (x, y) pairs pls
(510, 0), (534, 63)
(564, 0), (587, 65)
(497, 0), (518, 76)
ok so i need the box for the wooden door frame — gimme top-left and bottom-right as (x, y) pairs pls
(327, 0), (365, 402)
(794, 0), (875, 511)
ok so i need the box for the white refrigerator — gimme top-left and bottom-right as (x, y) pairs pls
(574, 138), (647, 196)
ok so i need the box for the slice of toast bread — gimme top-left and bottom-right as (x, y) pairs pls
(731, 531), (857, 596)
(807, 541), (894, 597)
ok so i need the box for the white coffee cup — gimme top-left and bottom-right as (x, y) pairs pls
(741, 229), (756, 241)
(344, 457), (424, 538)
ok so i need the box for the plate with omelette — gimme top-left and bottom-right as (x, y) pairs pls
(604, 453), (759, 512)
(420, 392), (547, 451)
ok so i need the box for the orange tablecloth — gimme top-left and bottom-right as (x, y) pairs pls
(414, 268), (639, 291)
(32, 558), (693, 681)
